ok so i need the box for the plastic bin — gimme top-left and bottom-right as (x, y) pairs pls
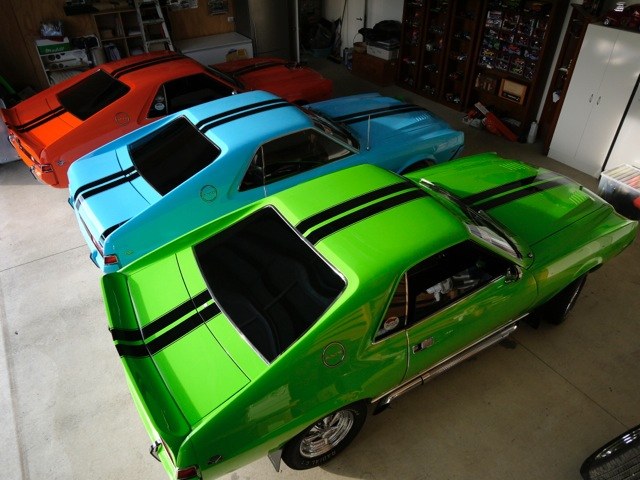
(598, 164), (640, 220)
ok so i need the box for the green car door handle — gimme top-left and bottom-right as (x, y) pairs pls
(412, 337), (434, 354)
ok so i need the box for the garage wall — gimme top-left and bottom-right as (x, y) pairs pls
(0, 0), (237, 92)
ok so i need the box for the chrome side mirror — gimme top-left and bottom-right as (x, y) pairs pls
(505, 265), (522, 284)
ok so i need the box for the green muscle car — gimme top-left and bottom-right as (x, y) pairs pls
(101, 153), (637, 479)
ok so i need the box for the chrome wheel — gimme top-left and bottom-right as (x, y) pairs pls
(299, 410), (355, 458)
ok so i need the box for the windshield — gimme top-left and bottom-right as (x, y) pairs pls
(128, 116), (221, 195)
(205, 65), (244, 89)
(419, 179), (521, 259)
(194, 207), (345, 362)
(58, 70), (130, 121)
(304, 108), (360, 150)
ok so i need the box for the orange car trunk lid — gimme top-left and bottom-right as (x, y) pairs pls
(4, 97), (81, 157)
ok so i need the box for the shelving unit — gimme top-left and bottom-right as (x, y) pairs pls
(538, 4), (598, 153)
(93, 10), (145, 60)
(397, 0), (484, 110)
(397, 0), (427, 91)
(36, 42), (91, 86)
(439, 0), (483, 108)
(467, 0), (569, 137)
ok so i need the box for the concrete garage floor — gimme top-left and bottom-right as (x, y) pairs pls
(1, 56), (639, 480)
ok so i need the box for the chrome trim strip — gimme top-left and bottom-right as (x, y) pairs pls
(372, 317), (524, 409)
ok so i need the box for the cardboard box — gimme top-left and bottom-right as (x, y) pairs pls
(367, 41), (399, 61)
(499, 78), (527, 104)
(598, 164), (640, 220)
(36, 37), (70, 55)
(225, 48), (249, 62)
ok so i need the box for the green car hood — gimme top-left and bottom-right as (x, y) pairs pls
(102, 254), (251, 433)
(416, 153), (606, 246)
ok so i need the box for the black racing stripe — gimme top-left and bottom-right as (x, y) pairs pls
(331, 104), (418, 122)
(341, 105), (425, 125)
(296, 181), (414, 235)
(307, 189), (427, 245)
(110, 290), (212, 342)
(463, 172), (559, 205)
(145, 302), (222, 356)
(100, 220), (130, 243)
(75, 170), (140, 207)
(332, 104), (424, 125)
(476, 177), (573, 211)
(113, 290), (220, 358)
(199, 100), (292, 133)
(224, 61), (285, 77)
(73, 166), (137, 202)
(195, 98), (288, 130)
(110, 53), (184, 78)
(115, 342), (148, 358)
(12, 106), (67, 132)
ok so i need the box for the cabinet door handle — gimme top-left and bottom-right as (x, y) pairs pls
(589, 93), (594, 103)
(596, 96), (601, 105)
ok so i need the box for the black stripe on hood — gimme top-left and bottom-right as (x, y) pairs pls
(331, 104), (425, 125)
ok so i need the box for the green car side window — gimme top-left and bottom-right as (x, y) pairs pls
(377, 241), (511, 339)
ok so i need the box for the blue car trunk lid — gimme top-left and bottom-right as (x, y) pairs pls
(72, 146), (158, 248)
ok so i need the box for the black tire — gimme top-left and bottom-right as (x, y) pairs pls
(281, 402), (367, 470)
(580, 424), (640, 480)
(537, 274), (588, 325)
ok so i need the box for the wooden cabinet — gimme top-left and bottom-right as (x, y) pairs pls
(93, 10), (144, 60)
(397, 0), (567, 122)
(539, 4), (598, 153)
(397, 0), (483, 109)
(352, 51), (398, 87)
(548, 24), (640, 177)
(467, 0), (569, 137)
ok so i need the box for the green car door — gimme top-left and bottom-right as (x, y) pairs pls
(380, 240), (537, 384)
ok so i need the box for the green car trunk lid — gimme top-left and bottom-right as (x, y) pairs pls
(417, 153), (606, 246)
(103, 254), (251, 431)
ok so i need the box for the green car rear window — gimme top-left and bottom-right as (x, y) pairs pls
(194, 207), (345, 362)
(128, 116), (221, 196)
(57, 70), (130, 121)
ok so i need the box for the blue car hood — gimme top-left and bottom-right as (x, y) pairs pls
(308, 93), (450, 144)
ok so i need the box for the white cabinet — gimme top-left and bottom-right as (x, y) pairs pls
(548, 24), (640, 177)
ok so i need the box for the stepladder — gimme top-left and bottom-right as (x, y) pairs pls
(134, 0), (174, 53)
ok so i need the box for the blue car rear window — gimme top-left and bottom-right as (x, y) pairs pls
(128, 117), (221, 196)
(57, 70), (130, 121)
(194, 206), (345, 362)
